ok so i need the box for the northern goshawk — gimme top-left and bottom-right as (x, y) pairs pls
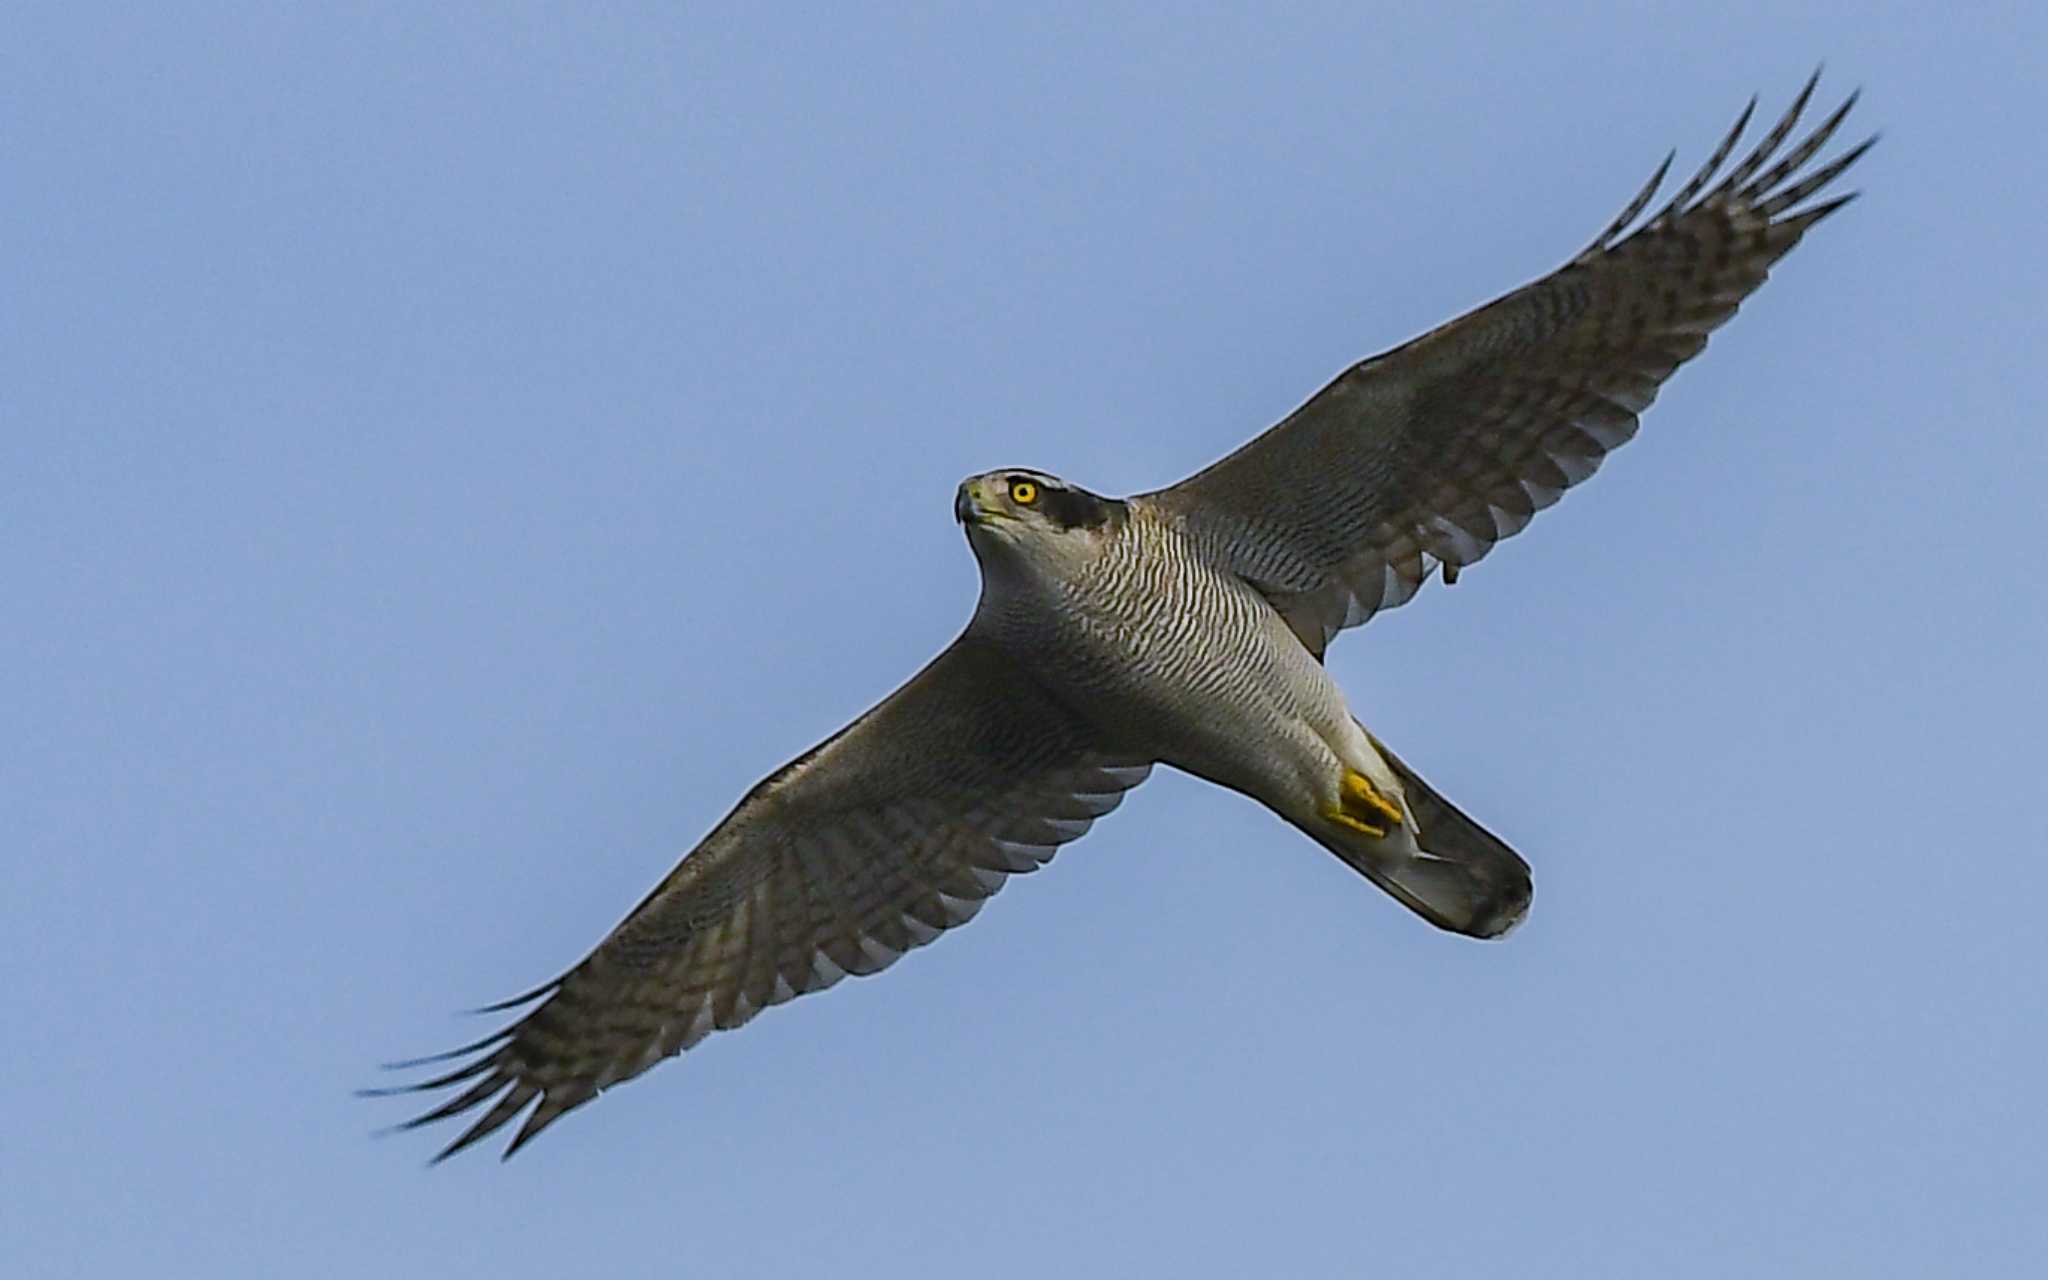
(370, 75), (1872, 1161)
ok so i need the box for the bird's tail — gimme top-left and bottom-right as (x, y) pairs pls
(1326, 731), (1533, 939)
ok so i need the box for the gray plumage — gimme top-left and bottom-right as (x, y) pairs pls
(369, 74), (1871, 1161)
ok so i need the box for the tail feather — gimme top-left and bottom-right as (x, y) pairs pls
(1344, 734), (1533, 939)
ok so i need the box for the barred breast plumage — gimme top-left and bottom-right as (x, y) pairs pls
(973, 498), (1370, 822)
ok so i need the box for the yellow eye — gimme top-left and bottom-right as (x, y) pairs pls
(1010, 479), (1038, 505)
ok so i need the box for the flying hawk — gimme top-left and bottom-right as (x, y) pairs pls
(369, 74), (1871, 1161)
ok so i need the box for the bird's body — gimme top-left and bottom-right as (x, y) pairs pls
(960, 474), (1523, 940)
(370, 74), (1873, 1161)
(969, 488), (1374, 822)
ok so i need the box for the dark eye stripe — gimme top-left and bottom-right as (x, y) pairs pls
(1040, 487), (1122, 531)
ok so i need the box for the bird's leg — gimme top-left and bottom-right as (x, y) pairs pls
(1325, 768), (1405, 839)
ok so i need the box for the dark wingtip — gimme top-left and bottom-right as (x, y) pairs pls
(429, 1089), (536, 1164)
(429, 1136), (474, 1166)
(467, 980), (561, 1015)
(356, 1052), (500, 1099)
(1582, 148), (1674, 257)
(1649, 92), (1759, 228)
(1790, 191), (1861, 229)
(376, 1023), (519, 1073)
(1797, 63), (1824, 105)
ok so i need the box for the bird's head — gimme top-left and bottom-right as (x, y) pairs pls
(954, 469), (1125, 568)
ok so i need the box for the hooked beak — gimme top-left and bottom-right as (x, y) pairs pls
(954, 482), (981, 525)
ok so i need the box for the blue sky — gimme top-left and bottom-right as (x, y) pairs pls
(6, 5), (2044, 1277)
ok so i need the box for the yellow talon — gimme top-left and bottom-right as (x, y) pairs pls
(1326, 768), (1404, 839)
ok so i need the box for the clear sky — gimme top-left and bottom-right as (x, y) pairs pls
(6, 5), (2044, 1277)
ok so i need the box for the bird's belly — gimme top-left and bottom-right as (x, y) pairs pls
(1029, 578), (1360, 818)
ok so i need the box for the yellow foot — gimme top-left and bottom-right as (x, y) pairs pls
(1325, 768), (1405, 839)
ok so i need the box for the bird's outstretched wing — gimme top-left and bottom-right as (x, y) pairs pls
(367, 635), (1150, 1161)
(1147, 73), (1873, 656)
